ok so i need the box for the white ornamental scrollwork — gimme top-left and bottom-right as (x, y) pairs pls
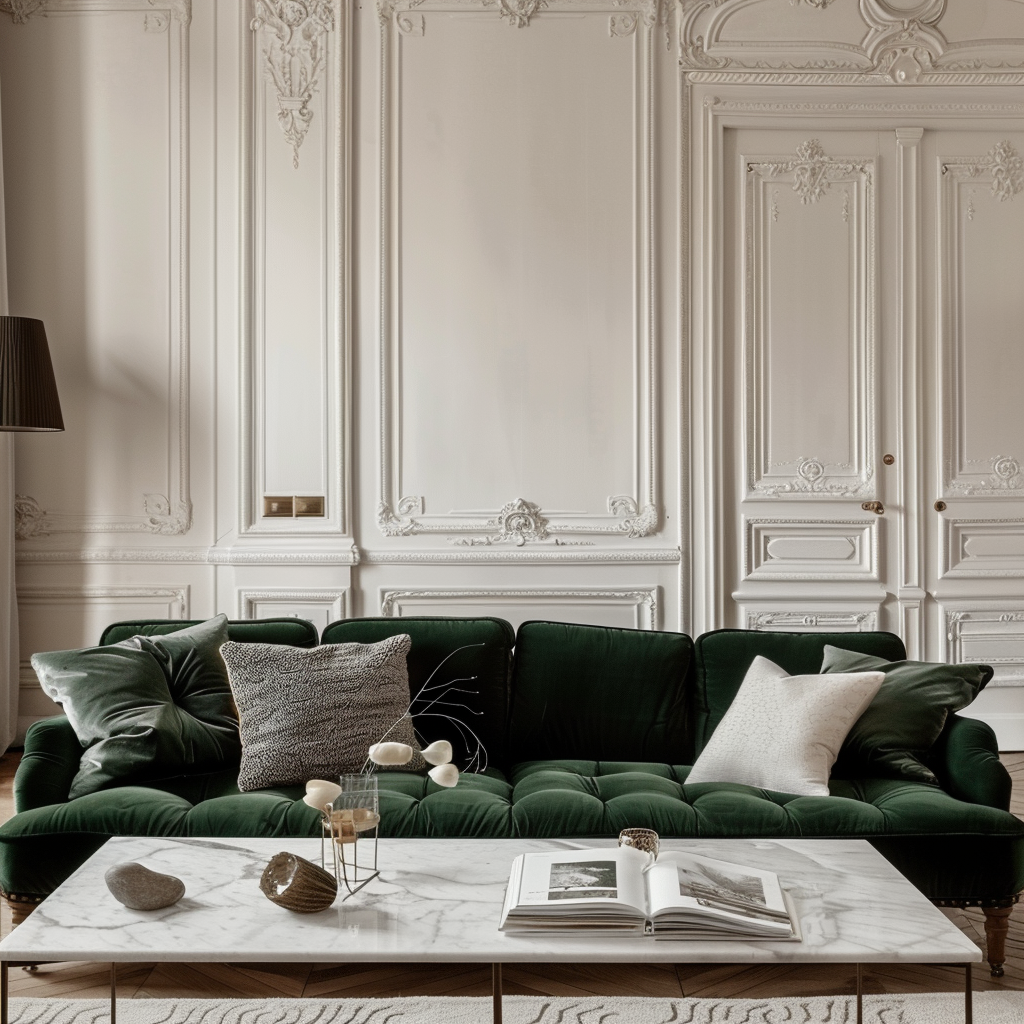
(143, 493), (193, 535)
(487, 0), (546, 28)
(0, 0), (45, 22)
(949, 455), (1024, 496)
(755, 457), (870, 499)
(489, 497), (549, 545)
(252, 0), (335, 169)
(607, 496), (658, 538)
(14, 495), (50, 540)
(986, 140), (1024, 203)
(762, 140), (871, 206)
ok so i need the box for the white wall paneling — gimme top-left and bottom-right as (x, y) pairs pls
(237, 588), (348, 632)
(379, 587), (660, 632)
(374, 0), (662, 546)
(742, 519), (877, 581)
(942, 519), (1024, 578)
(938, 134), (1024, 500)
(240, 0), (352, 537)
(2, 0), (192, 538)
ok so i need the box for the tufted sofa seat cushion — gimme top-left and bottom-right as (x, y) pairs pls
(508, 759), (1024, 902)
(0, 763), (514, 901)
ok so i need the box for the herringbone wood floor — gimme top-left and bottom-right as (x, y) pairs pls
(2, 752), (1024, 1001)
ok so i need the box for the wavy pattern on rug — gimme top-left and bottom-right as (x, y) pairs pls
(8, 994), (1024, 1024)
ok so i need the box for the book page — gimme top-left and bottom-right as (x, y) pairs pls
(512, 846), (650, 917)
(644, 851), (792, 935)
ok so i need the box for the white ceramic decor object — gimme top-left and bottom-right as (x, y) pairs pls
(420, 740), (453, 766)
(428, 763), (459, 788)
(369, 742), (414, 766)
(302, 779), (342, 812)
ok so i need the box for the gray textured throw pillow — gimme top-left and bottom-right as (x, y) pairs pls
(221, 634), (420, 792)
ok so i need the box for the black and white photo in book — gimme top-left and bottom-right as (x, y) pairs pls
(548, 860), (618, 901)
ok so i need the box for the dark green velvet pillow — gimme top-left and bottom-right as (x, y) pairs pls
(821, 645), (993, 785)
(31, 615), (241, 799)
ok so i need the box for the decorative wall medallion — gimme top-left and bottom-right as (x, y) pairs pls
(765, 140), (871, 205)
(609, 13), (637, 37)
(489, 497), (548, 545)
(251, 0), (335, 169)
(987, 140), (1024, 202)
(14, 495), (50, 540)
(754, 457), (872, 500)
(143, 494), (193, 536)
(488, 0), (546, 28)
(0, 0), (45, 22)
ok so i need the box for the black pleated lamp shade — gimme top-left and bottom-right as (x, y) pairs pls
(0, 317), (64, 432)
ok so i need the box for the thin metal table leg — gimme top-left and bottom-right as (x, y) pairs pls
(856, 963), (862, 1024)
(492, 963), (502, 1024)
(2, 961), (8, 1024)
(110, 963), (116, 1024)
(965, 963), (972, 1024)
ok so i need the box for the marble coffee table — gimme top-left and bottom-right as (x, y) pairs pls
(0, 836), (981, 1024)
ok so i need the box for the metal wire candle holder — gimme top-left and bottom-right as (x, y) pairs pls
(319, 774), (380, 899)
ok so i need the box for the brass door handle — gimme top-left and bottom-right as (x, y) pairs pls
(934, 500), (947, 512)
(861, 500), (884, 515)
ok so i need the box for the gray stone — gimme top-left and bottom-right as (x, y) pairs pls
(104, 861), (185, 911)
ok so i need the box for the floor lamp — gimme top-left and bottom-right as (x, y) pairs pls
(0, 317), (64, 432)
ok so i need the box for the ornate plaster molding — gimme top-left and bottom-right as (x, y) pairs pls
(746, 610), (877, 631)
(0, 0), (43, 20)
(379, 495), (658, 545)
(143, 493), (193, 535)
(680, 0), (1024, 83)
(14, 496), (50, 540)
(252, 0), (335, 169)
(761, 139), (872, 205)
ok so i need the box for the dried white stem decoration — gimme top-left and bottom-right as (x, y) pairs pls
(302, 779), (342, 812)
(369, 741), (414, 766)
(428, 764), (459, 788)
(421, 739), (453, 766)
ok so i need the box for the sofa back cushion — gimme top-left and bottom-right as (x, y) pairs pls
(320, 616), (515, 772)
(693, 629), (907, 757)
(100, 618), (319, 648)
(508, 621), (694, 765)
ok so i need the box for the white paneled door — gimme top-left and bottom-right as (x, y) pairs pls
(695, 95), (1024, 742)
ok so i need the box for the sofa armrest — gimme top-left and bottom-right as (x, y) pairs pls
(14, 716), (81, 813)
(932, 714), (1011, 811)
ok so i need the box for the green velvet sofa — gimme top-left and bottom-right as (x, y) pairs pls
(2, 615), (1022, 974)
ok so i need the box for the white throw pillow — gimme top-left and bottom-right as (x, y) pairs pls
(685, 655), (885, 797)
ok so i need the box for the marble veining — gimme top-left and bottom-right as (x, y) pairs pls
(0, 837), (980, 965)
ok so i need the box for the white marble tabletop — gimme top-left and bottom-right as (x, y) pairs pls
(0, 836), (981, 965)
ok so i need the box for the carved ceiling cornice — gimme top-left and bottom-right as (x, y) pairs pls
(680, 0), (1024, 84)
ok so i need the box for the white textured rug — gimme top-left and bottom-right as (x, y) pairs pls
(6, 995), (1024, 1024)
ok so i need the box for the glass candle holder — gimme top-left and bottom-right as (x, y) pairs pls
(322, 773), (381, 898)
(329, 774), (381, 844)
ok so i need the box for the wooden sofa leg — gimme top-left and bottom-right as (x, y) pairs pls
(983, 905), (1013, 977)
(5, 898), (37, 928)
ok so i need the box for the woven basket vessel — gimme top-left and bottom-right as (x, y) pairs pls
(259, 852), (338, 913)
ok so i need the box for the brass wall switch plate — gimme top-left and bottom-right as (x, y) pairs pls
(263, 496), (294, 517)
(295, 496), (325, 517)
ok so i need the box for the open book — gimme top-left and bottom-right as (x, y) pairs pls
(499, 847), (798, 939)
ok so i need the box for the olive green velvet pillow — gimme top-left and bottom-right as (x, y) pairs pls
(31, 614), (241, 799)
(821, 645), (993, 785)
